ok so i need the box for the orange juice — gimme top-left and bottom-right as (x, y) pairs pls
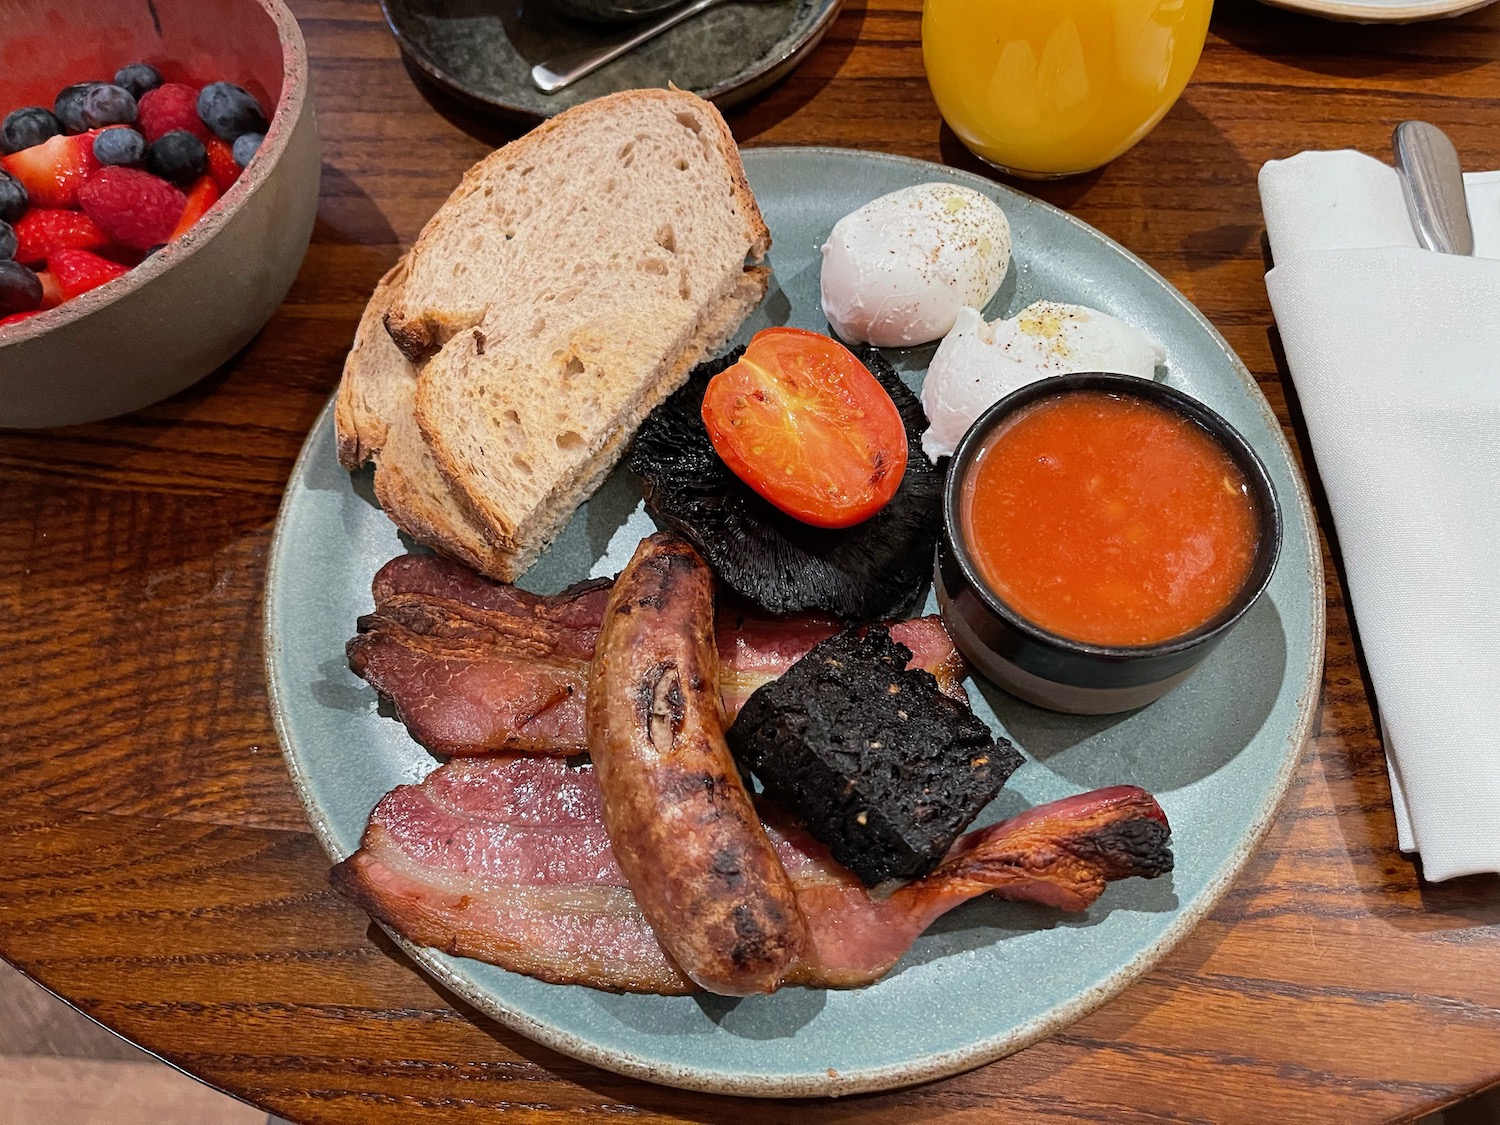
(922, 0), (1213, 177)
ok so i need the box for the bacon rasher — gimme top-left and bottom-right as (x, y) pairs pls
(346, 554), (967, 757)
(331, 755), (1174, 995)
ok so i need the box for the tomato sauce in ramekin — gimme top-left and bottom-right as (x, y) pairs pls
(960, 390), (1259, 647)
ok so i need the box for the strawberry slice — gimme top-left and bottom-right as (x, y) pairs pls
(14, 209), (109, 264)
(36, 269), (62, 309)
(1, 134), (97, 209)
(170, 175), (221, 240)
(50, 248), (129, 300)
(204, 136), (240, 193)
(0, 310), (43, 328)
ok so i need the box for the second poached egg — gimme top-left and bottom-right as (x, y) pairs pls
(920, 301), (1167, 461)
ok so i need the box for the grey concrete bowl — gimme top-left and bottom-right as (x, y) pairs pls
(0, 0), (320, 429)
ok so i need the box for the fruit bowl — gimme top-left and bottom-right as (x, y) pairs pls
(0, 0), (319, 428)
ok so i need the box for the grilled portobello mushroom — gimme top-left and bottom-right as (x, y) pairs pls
(628, 344), (943, 620)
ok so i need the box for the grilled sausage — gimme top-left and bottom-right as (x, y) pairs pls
(586, 532), (807, 995)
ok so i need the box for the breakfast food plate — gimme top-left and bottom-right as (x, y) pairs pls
(381, 0), (841, 119)
(265, 146), (1324, 1097)
(1256, 0), (1494, 19)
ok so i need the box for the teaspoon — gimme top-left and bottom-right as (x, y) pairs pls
(532, 0), (732, 93)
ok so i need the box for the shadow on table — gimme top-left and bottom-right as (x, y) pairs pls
(1211, 0), (1494, 82)
(361, 874), (1214, 1120)
(936, 122), (1105, 210)
(729, 0), (867, 143)
(362, 924), (781, 1123)
(935, 96), (1252, 235)
(309, 164), (402, 252)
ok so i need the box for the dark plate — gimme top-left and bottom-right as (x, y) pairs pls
(381, 0), (841, 121)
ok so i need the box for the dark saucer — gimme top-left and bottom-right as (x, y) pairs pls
(381, 0), (841, 121)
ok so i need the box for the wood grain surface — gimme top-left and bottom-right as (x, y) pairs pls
(2, 0), (1499, 1121)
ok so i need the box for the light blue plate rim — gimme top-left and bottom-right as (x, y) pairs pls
(265, 145), (1326, 1098)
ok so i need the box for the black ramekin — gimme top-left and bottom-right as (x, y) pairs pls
(935, 373), (1282, 715)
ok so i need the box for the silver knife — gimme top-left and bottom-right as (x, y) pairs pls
(1392, 121), (1475, 256)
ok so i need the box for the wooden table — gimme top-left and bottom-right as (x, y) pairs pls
(3, 0), (1498, 1121)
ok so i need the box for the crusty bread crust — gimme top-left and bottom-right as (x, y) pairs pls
(333, 255), (522, 578)
(383, 88), (769, 363)
(335, 257), (409, 470)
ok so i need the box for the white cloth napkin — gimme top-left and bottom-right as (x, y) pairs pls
(1259, 149), (1500, 881)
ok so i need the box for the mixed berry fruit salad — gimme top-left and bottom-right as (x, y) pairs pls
(0, 62), (269, 328)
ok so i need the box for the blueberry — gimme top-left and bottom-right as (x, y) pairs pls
(0, 173), (26, 224)
(146, 129), (207, 186)
(231, 131), (263, 168)
(0, 221), (14, 262)
(0, 261), (42, 313)
(1, 106), (62, 154)
(80, 83), (137, 129)
(93, 126), (146, 167)
(54, 82), (102, 134)
(196, 82), (268, 142)
(113, 62), (163, 100)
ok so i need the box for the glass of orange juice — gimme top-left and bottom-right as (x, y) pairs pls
(922, 0), (1213, 178)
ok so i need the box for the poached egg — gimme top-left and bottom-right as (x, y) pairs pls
(820, 184), (1011, 348)
(920, 301), (1167, 461)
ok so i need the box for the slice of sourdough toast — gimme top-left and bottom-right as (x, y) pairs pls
(473, 264), (769, 578)
(335, 258), (519, 578)
(385, 88), (769, 363)
(389, 88), (770, 565)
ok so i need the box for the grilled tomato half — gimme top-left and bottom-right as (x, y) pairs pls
(701, 327), (909, 529)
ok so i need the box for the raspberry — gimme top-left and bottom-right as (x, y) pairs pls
(14, 209), (108, 264)
(137, 83), (210, 144)
(50, 248), (128, 300)
(78, 167), (186, 251)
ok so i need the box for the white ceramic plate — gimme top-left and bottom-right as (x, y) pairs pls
(265, 146), (1325, 1098)
(1257, 0), (1493, 22)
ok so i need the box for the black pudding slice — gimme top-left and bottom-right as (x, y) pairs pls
(628, 344), (943, 620)
(727, 625), (1024, 886)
